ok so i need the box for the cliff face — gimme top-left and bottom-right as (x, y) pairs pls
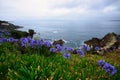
(84, 33), (120, 49)
(0, 20), (22, 31)
(84, 38), (100, 47)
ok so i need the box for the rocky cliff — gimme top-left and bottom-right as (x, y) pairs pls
(0, 20), (22, 31)
(84, 33), (120, 50)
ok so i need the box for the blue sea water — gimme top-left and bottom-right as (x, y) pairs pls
(12, 20), (120, 48)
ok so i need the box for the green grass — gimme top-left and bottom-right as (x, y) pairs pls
(0, 42), (120, 80)
(0, 53), (120, 80)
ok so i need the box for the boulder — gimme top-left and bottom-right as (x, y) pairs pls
(84, 37), (101, 48)
(84, 32), (120, 50)
(53, 39), (64, 46)
(100, 33), (118, 48)
(28, 29), (36, 38)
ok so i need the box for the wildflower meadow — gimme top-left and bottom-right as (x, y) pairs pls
(0, 31), (120, 80)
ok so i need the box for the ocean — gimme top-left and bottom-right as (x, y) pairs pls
(12, 20), (120, 48)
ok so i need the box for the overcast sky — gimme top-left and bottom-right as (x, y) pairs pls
(0, 0), (120, 20)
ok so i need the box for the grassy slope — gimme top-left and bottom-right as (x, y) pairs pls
(0, 45), (120, 80)
(0, 36), (119, 80)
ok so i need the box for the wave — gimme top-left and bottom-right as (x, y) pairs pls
(53, 30), (58, 34)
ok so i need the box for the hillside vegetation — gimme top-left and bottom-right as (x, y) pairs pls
(0, 31), (120, 80)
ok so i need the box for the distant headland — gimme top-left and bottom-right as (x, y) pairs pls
(0, 20), (23, 31)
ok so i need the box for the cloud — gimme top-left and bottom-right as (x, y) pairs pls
(0, 0), (120, 20)
(103, 5), (117, 13)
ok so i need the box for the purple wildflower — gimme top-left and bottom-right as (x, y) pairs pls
(7, 37), (15, 43)
(30, 39), (39, 48)
(63, 53), (71, 59)
(0, 38), (8, 44)
(111, 69), (117, 76)
(0, 38), (4, 45)
(27, 37), (32, 42)
(64, 47), (74, 52)
(32, 40), (39, 45)
(98, 60), (117, 76)
(20, 38), (28, 47)
(82, 45), (91, 51)
(103, 63), (117, 76)
(77, 50), (84, 57)
(0, 32), (3, 37)
(38, 38), (44, 47)
(14, 39), (18, 42)
(95, 46), (100, 51)
(44, 40), (51, 48)
(103, 63), (110, 70)
(86, 45), (91, 51)
(56, 44), (62, 52)
(5, 31), (11, 36)
(50, 48), (56, 53)
(98, 60), (106, 66)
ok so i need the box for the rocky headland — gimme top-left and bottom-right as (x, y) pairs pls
(84, 32), (120, 54)
(0, 20), (23, 31)
(0, 20), (35, 38)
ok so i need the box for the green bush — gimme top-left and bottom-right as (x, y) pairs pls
(10, 30), (28, 39)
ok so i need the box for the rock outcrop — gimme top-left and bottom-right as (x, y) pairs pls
(53, 39), (64, 46)
(0, 20), (22, 31)
(84, 38), (100, 47)
(84, 33), (120, 50)
(100, 33), (118, 48)
(0, 20), (35, 39)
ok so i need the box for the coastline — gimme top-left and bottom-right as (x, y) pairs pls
(0, 20), (120, 51)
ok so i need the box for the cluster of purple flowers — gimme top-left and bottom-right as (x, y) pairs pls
(20, 37), (52, 48)
(0, 37), (18, 45)
(81, 44), (91, 51)
(43, 40), (52, 48)
(63, 45), (87, 59)
(77, 49), (84, 57)
(0, 38), (4, 44)
(38, 38), (44, 47)
(0, 31), (13, 44)
(63, 53), (71, 59)
(30, 39), (39, 48)
(50, 48), (56, 53)
(55, 44), (62, 52)
(0, 32), (3, 37)
(64, 47), (74, 52)
(98, 60), (117, 76)
(63, 44), (91, 59)
(49, 44), (63, 53)
(20, 38), (29, 47)
(5, 31), (11, 36)
(0, 31), (11, 37)
(7, 37), (17, 43)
